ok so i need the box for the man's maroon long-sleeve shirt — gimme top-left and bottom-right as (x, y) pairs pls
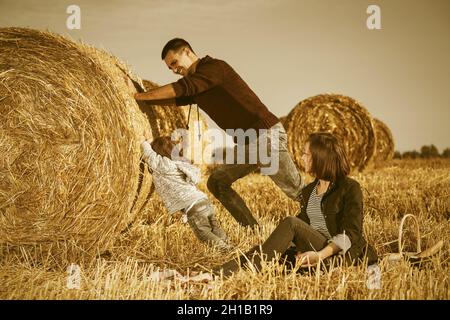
(172, 56), (279, 132)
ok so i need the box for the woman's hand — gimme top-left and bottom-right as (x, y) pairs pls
(296, 251), (321, 267)
(296, 243), (340, 268)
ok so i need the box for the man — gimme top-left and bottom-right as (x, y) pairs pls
(134, 38), (304, 228)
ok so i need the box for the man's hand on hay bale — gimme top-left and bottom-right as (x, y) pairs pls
(133, 83), (178, 106)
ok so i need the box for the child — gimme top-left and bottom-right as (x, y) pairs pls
(141, 136), (232, 252)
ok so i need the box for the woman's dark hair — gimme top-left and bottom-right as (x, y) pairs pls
(307, 132), (350, 181)
(161, 38), (195, 60)
(151, 136), (182, 160)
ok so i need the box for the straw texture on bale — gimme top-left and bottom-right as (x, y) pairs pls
(284, 94), (376, 172)
(373, 118), (395, 162)
(142, 80), (210, 167)
(0, 27), (154, 259)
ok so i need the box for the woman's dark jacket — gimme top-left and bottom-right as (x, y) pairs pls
(296, 176), (378, 265)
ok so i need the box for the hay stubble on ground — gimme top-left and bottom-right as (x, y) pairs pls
(1, 159), (448, 299)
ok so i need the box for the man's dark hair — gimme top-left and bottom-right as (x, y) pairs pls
(161, 38), (195, 60)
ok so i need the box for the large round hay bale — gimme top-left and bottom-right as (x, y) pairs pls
(284, 94), (376, 172)
(373, 118), (395, 162)
(142, 80), (210, 167)
(0, 27), (154, 260)
(83, 45), (156, 230)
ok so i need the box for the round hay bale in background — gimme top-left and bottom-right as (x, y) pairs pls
(373, 118), (395, 162)
(284, 94), (376, 172)
(142, 80), (210, 167)
(0, 27), (154, 260)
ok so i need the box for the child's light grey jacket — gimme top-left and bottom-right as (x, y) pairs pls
(141, 141), (207, 214)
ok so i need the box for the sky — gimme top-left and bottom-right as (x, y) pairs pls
(1, 0), (449, 152)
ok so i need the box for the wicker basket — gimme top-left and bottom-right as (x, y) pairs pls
(387, 214), (443, 262)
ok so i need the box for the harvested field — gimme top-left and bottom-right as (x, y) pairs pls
(1, 159), (448, 299)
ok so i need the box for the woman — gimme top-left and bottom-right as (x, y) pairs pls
(214, 132), (378, 276)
